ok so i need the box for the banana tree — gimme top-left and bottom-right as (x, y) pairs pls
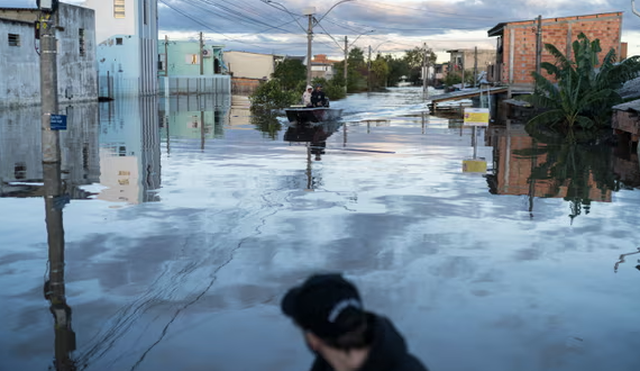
(524, 33), (640, 132)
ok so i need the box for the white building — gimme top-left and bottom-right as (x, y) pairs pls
(0, 4), (98, 108)
(80, 0), (158, 97)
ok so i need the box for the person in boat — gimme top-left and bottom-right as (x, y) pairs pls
(311, 84), (330, 107)
(281, 273), (430, 371)
(303, 85), (314, 107)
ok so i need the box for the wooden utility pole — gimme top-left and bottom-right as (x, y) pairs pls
(535, 15), (542, 75)
(199, 32), (204, 75)
(474, 46), (478, 88)
(461, 53), (465, 90)
(344, 36), (348, 94)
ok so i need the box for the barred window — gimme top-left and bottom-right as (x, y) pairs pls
(79, 28), (85, 56)
(114, 0), (125, 19)
(8, 33), (20, 47)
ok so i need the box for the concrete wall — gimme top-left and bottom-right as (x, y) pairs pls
(500, 12), (622, 86)
(0, 4), (98, 108)
(448, 49), (496, 73)
(83, 0), (158, 96)
(159, 40), (225, 76)
(224, 51), (275, 80)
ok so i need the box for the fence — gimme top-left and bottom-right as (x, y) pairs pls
(159, 75), (231, 96)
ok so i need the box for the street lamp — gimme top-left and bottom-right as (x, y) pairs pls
(263, 0), (355, 86)
(633, 0), (640, 17)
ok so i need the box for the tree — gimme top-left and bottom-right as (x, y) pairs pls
(404, 46), (437, 85)
(370, 56), (389, 90)
(383, 54), (410, 86)
(272, 58), (306, 91)
(523, 33), (640, 132)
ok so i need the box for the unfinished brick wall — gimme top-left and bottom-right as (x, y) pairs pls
(500, 12), (622, 86)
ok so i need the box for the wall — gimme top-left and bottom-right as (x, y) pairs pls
(500, 12), (622, 86)
(83, 0), (158, 96)
(0, 4), (98, 108)
(224, 51), (275, 80)
(82, 0), (136, 44)
(97, 35), (142, 97)
(160, 41), (225, 76)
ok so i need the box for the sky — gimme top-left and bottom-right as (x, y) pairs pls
(2, 0), (640, 62)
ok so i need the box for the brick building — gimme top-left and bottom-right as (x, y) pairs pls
(487, 12), (623, 89)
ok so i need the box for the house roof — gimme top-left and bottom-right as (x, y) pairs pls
(613, 99), (640, 112)
(488, 11), (623, 37)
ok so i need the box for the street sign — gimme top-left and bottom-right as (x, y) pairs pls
(50, 114), (67, 130)
(464, 108), (490, 126)
(462, 159), (487, 173)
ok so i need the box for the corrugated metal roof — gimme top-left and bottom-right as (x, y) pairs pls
(613, 99), (640, 113)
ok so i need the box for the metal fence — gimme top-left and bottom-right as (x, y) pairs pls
(159, 75), (231, 96)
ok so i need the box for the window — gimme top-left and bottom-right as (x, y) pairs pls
(8, 33), (20, 47)
(14, 163), (26, 180)
(79, 28), (85, 56)
(116, 37), (123, 45)
(114, 0), (125, 19)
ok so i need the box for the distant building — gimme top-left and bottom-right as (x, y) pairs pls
(446, 49), (496, 80)
(224, 51), (281, 94)
(487, 12), (623, 89)
(157, 39), (231, 95)
(311, 54), (340, 80)
(0, 4), (97, 108)
(80, 0), (159, 97)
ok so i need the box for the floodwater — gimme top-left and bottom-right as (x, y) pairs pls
(1, 87), (639, 371)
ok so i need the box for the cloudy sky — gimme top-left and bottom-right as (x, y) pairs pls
(2, 0), (640, 61)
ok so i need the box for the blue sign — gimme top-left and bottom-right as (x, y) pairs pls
(50, 114), (67, 130)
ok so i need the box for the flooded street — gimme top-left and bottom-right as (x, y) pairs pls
(1, 87), (639, 371)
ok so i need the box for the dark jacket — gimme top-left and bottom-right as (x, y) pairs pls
(310, 313), (429, 371)
(311, 90), (328, 107)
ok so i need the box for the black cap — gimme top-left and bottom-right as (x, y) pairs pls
(281, 274), (364, 338)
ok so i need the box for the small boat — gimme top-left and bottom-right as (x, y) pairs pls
(285, 105), (343, 124)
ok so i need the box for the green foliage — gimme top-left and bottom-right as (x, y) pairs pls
(311, 77), (346, 101)
(370, 57), (389, 90)
(383, 54), (410, 86)
(272, 58), (306, 91)
(523, 33), (640, 132)
(443, 70), (475, 87)
(249, 78), (299, 110)
(404, 46), (437, 85)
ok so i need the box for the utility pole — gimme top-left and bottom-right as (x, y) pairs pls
(422, 43), (427, 95)
(461, 53), (465, 90)
(39, 4), (60, 163)
(535, 15), (542, 76)
(473, 46), (478, 88)
(344, 36), (348, 94)
(368, 45), (372, 92)
(306, 10), (314, 86)
(199, 32), (204, 75)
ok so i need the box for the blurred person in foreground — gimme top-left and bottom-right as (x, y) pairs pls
(281, 273), (429, 371)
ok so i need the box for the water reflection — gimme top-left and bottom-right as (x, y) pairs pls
(159, 95), (230, 151)
(484, 124), (640, 221)
(99, 98), (162, 204)
(613, 247), (640, 273)
(43, 162), (76, 370)
(0, 104), (100, 198)
(283, 121), (343, 190)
